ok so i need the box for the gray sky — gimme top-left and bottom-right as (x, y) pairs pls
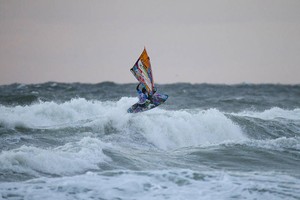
(1, 0), (300, 85)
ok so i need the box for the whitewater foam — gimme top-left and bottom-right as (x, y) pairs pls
(0, 137), (111, 176)
(0, 170), (299, 200)
(0, 98), (248, 150)
(0, 98), (133, 129)
(131, 108), (246, 150)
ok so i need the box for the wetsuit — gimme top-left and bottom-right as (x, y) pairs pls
(136, 84), (148, 107)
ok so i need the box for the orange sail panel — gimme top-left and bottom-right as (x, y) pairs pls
(130, 48), (155, 94)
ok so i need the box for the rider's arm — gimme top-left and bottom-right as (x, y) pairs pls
(136, 83), (141, 91)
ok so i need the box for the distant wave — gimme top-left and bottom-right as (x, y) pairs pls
(232, 107), (300, 120)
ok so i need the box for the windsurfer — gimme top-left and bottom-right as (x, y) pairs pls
(135, 83), (149, 108)
(127, 48), (168, 113)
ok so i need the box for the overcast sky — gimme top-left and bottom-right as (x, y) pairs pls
(1, 0), (300, 85)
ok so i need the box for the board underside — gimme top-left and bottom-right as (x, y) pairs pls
(127, 93), (168, 113)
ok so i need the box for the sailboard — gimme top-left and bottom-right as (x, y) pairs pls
(127, 48), (168, 113)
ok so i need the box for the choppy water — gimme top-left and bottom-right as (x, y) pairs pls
(0, 82), (300, 200)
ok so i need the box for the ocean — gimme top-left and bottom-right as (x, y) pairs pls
(0, 82), (299, 200)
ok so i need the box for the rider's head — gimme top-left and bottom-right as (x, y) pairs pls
(142, 88), (147, 93)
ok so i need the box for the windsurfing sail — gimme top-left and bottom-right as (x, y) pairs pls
(130, 48), (155, 95)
